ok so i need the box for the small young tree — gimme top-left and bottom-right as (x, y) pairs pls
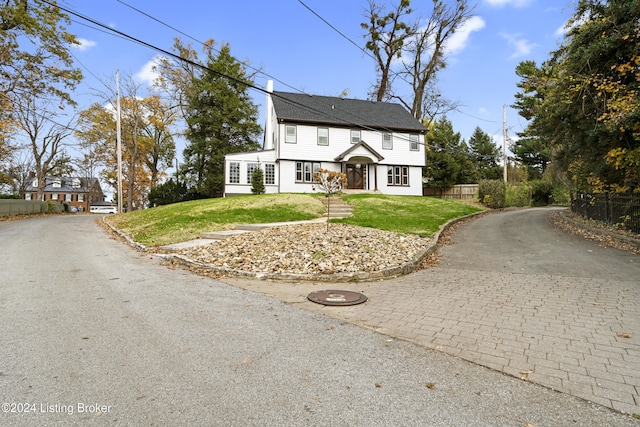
(251, 163), (265, 195)
(313, 168), (348, 231)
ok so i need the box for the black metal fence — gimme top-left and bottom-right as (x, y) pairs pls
(571, 192), (640, 234)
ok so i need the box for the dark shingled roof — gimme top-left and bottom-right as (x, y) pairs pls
(271, 91), (426, 132)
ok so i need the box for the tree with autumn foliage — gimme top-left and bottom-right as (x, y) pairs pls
(75, 77), (175, 210)
(513, 0), (639, 192)
(1, 0), (82, 187)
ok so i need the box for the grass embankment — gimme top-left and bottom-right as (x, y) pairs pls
(107, 193), (484, 247)
(334, 194), (483, 237)
(107, 194), (325, 247)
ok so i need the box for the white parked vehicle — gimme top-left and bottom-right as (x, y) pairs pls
(90, 206), (118, 214)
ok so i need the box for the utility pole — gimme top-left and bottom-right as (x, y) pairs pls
(116, 70), (123, 213)
(503, 104), (508, 183)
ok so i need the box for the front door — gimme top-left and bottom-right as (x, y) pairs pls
(346, 164), (364, 189)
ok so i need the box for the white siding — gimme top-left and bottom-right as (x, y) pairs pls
(277, 123), (425, 167)
(224, 150), (278, 196)
(374, 165), (423, 196)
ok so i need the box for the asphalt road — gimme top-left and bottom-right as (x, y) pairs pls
(438, 207), (639, 280)
(0, 214), (638, 426)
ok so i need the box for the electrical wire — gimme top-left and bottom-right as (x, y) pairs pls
(42, 0), (427, 146)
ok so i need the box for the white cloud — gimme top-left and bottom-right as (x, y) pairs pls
(134, 56), (164, 86)
(484, 0), (532, 7)
(444, 16), (486, 54)
(74, 38), (96, 51)
(500, 32), (537, 59)
(478, 107), (488, 114)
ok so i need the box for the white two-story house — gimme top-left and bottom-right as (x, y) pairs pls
(224, 81), (426, 196)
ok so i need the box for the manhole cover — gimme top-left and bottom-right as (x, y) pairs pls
(307, 290), (368, 306)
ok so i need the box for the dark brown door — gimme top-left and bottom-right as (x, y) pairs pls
(346, 164), (364, 189)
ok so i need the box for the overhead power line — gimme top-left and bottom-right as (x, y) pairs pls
(40, 0), (426, 145)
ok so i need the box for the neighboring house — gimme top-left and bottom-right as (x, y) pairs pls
(24, 176), (106, 212)
(224, 81), (427, 197)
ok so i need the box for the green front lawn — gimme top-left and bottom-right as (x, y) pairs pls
(333, 194), (484, 237)
(106, 193), (484, 246)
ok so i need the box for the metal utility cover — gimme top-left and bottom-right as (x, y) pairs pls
(307, 290), (368, 306)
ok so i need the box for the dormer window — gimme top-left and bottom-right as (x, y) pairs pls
(72, 178), (81, 189)
(52, 178), (61, 188)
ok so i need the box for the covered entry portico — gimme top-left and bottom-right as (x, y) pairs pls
(335, 141), (384, 191)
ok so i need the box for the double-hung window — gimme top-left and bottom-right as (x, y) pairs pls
(285, 125), (297, 143)
(387, 166), (410, 186)
(350, 130), (360, 144)
(409, 134), (419, 151)
(382, 133), (392, 149)
(295, 161), (320, 183)
(317, 128), (329, 146)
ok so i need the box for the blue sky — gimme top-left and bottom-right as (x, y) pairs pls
(65, 0), (576, 163)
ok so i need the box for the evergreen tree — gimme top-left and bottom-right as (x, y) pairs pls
(250, 164), (265, 195)
(424, 117), (475, 187)
(183, 43), (262, 197)
(513, 0), (640, 191)
(467, 127), (502, 180)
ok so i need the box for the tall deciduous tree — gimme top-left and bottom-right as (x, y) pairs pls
(182, 43), (262, 197)
(402, 0), (471, 120)
(361, 0), (415, 102)
(362, 0), (472, 121)
(1, 0), (82, 152)
(76, 79), (175, 210)
(13, 95), (74, 200)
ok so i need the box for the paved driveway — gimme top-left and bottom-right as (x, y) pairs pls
(242, 208), (640, 414)
(2, 214), (638, 425)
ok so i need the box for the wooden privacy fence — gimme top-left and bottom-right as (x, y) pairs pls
(423, 184), (479, 200)
(0, 200), (64, 217)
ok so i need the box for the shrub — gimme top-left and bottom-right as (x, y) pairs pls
(148, 179), (189, 206)
(505, 183), (532, 207)
(478, 179), (505, 208)
(530, 180), (554, 206)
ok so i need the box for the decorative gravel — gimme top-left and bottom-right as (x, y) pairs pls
(181, 223), (431, 275)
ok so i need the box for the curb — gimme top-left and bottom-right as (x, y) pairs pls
(553, 208), (640, 253)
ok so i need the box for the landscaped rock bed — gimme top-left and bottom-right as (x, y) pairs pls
(181, 223), (431, 275)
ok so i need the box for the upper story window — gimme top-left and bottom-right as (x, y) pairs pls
(409, 135), (419, 151)
(382, 133), (392, 149)
(229, 162), (240, 184)
(285, 125), (297, 143)
(350, 130), (361, 144)
(52, 178), (61, 188)
(317, 128), (329, 146)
